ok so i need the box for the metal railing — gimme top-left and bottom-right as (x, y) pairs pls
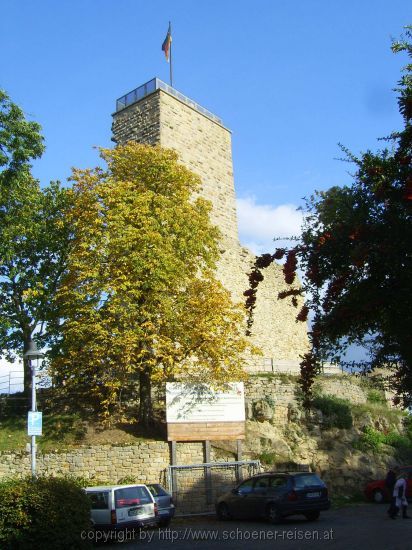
(167, 460), (261, 515)
(0, 371), (24, 395)
(244, 358), (342, 376)
(0, 370), (51, 395)
(116, 78), (224, 126)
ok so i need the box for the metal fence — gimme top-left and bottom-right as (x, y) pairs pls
(244, 358), (342, 376)
(0, 370), (51, 396)
(0, 371), (24, 395)
(166, 460), (261, 516)
(116, 78), (224, 126)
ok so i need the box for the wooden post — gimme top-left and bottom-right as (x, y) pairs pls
(236, 439), (243, 482)
(170, 441), (177, 504)
(204, 440), (212, 504)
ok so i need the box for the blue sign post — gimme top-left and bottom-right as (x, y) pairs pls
(24, 339), (44, 477)
(27, 411), (42, 436)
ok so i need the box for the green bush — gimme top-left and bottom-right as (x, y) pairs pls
(403, 414), (412, 439)
(0, 476), (92, 550)
(384, 431), (412, 451)
(353, 426), (385, 452)
(259, 450), (278, 465)
(353, 427), (412, 454)
(366, 389), (387, 405)
(312, 395), (353, 429)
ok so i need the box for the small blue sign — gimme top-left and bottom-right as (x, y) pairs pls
(28, 412), (42, 436)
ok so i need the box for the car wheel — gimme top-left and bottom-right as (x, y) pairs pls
(305, 511), (320, 521)
(373, 489), (385, 504)
(266, 503), (283, 524)
(217, 503), (232, 521)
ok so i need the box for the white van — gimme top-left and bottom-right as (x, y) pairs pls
(85, 484), (158, 531)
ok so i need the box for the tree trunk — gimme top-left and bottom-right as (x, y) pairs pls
(23, 337), (32, 397)
(138, 368), (154, 427)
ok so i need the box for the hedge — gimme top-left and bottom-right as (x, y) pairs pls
(0, 476), (92, 549)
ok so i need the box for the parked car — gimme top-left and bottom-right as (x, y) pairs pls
(216, 471), (330, 523)
(85, 484), (158, 532)
(147, 483), (175, 526)
(365, 466), (412, 503)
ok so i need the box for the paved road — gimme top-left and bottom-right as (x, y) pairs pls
(93, 504), (411, 549)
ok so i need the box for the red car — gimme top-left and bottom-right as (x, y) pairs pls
(365, 466), (412, 503)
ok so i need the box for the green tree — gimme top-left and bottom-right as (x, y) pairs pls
(246, 27), (412, 406)
(0, 90), (44, 183)
(51, 143), (251, 426)
(0, 91), (71, 394)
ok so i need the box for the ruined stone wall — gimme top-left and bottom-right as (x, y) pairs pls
(111, 88), (309, 361)
(0, 375), (400, 505)
(245, 374), (369, 428)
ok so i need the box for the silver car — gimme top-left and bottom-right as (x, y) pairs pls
(85, 484), (158, 532)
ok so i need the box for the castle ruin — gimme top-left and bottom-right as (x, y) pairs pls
(111, 78), (309, 370)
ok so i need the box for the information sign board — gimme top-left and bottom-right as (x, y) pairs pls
(166, 382), (245, 441)
(27, 411), (42, 436)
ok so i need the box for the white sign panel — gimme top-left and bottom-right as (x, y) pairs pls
(166, 382), (245, 423)
(27, 411), (42, 436)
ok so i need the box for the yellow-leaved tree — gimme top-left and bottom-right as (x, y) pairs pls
(51, 143), (252, 426)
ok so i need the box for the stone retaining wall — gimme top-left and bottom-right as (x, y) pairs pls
(0, 375), (371, 482)
(0, 441), (234, 483)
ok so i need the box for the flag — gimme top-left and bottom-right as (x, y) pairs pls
(162, 23), (172, 62)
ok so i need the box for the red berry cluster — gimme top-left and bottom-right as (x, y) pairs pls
(283, 249), (297, 285)
(299, 351), (319, 406)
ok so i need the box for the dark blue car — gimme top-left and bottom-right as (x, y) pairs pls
(216, 472), (330, 522)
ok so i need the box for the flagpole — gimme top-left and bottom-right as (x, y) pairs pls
(169, 22), (173, 87)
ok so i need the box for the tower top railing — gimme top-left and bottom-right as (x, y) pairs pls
(115, 78), (223, 126)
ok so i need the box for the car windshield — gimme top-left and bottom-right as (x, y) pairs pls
(293, 474), (324, 489)
(148, 484), (169, 497)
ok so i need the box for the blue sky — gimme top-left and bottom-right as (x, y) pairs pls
(0, 1), (411, 373)
(1, 1), (410, 251)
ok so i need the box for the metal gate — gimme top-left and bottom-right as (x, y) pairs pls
(167, 460), (261, 515)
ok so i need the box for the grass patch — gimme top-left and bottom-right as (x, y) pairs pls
(0, 414), (87, 452)
(351, 402), (404, 425)
(0, 410), (165, 452)
(0, 416), (27, 451)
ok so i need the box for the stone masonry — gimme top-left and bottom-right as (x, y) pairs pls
(0, 375), (394, 506)
(112, 81), (309, 363)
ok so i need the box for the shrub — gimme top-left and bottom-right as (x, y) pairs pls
(312, 395), (353, 429)
(384, 431), (412, 451)
(0, 476), (92, 549)
(353, 426), (385, 452)
(259, 450), (278, 465)
(366, 389), (387, 405)
(403, 413), (412, 439)
(353, 427), (412, 454)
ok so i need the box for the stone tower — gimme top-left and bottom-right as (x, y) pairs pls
(112, 78), (309, 368)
